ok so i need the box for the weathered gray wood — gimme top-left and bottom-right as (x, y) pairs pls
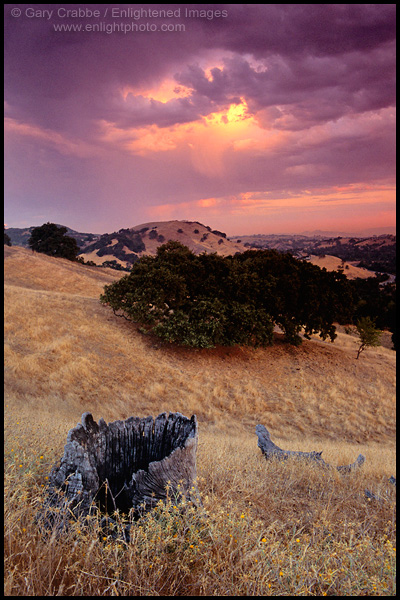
(256, 424), (365, 473)
(336, 454), (366, 473)
(40, 412), (198, 530)
(365, 475), (396, 501)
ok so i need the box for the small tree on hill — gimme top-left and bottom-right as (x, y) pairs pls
(355, 316), (381, 359)
(4, 228), (12, 246)
(28, 222), (79, 261)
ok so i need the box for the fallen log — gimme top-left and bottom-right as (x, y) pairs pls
(39, 411), (198, 531)
(255, 424), (365, 473)
(365, 475), (397, 502)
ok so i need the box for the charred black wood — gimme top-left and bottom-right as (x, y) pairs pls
(38, 412), (198, 532)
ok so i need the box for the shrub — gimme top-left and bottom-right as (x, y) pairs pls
(355, 317), (381, 359)
(101, 260), (131, 272)
(212, 229), (227, 238)
(123, 234), (145, 254)
(97, 246), (114, 257)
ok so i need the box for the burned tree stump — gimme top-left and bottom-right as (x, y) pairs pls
(40, 412), (198, 530)
(256, 424), (365, 473)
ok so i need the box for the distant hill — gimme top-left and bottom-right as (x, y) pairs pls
(79, 220), (245, 269)
(234, 234), (396, 275)
(305, 236), (396, 275)
(300, 227), (396, 237)
(5, 225), (101, 250)
(305, 255), (377, 280)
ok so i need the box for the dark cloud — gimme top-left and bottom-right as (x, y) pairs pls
(5, 4), (396, 132)
(109, 92), (219, 129)
(175, 41), (396, 130)
(4, 4), (204, 132)
(217, 4), (396, 58)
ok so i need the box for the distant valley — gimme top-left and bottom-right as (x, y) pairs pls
(6, 220), (396, 276)
(231, 232), (396, 276)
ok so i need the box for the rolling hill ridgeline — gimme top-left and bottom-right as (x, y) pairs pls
(6, 220), (396, 275)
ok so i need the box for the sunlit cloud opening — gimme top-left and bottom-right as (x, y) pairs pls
(99, 94), (285, 178)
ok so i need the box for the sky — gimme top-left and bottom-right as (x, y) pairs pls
(4, 4), (396, 236)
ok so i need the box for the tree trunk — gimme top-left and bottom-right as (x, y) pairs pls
(356, 343), (365, 359)
(255, 424), (365, 473)
(39, 412), (198, 531)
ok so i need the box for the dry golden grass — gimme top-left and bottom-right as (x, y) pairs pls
(307, 254), (377, 280)
(4, 246), (396, 595)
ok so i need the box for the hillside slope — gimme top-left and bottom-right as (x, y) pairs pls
(4, 245), (395, 450)
(4, 245), (121, 295)
(4, 245), (396, 598)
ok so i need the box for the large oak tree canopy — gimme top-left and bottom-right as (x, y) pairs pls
(100, 241), (354, 348)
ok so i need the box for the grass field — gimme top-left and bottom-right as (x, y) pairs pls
(4, 246), (396, 595)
